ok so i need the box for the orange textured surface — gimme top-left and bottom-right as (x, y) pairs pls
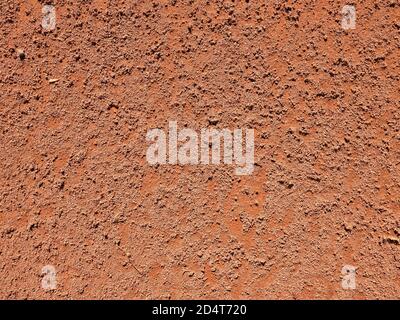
(0, 0), (399, 299)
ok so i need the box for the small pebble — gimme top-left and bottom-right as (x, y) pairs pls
(16, 49), (26, 60)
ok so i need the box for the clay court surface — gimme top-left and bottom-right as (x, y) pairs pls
(0, 0), (399, 299)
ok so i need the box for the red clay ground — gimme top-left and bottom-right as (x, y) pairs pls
(0, 0), (399, 299)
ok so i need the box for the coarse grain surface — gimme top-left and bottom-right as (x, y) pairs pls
(0, 0), (399, 299)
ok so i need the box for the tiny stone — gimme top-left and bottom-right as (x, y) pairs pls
(17, 49), (26, 60)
